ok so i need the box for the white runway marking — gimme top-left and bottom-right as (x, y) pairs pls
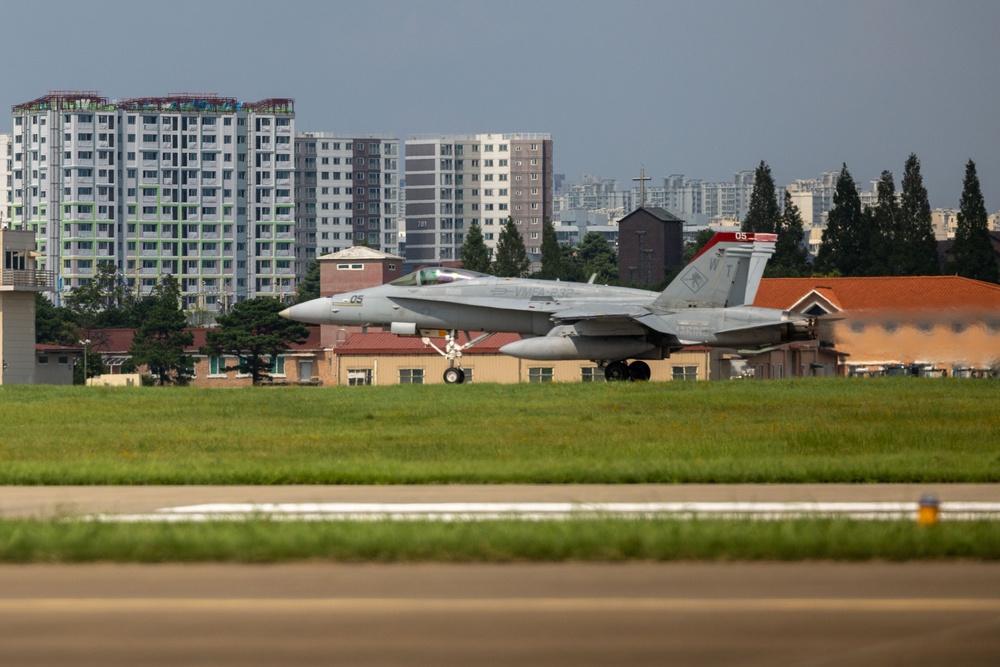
(88, 501), (1000, 523)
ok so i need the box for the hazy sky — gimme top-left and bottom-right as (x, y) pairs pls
(4, 0), (998, 209)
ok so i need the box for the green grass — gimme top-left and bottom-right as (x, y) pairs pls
(1, 378), (998, 484)
(1, 519), (998, 562)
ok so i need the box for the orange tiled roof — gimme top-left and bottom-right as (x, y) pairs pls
(755, 276), (1000, 312)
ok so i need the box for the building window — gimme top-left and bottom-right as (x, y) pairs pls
(270, 356), (286, 376)
(672, 366), (698, 381)
(209, 356), (227, 376)
(348, 369), (373, 386)
(399, 368), (424, 385)
(581, 366), (605, 383)
(528, 367), (553, 383)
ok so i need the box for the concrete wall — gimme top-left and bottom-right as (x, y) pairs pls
(0, 292), (36, 384)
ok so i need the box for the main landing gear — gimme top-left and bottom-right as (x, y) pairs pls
(423, 330), (494, 384)
(603, 360), (651, 382)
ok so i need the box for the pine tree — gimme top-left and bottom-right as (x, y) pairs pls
(741, 161), (780, 234)
(129, 275), (195, 385)
(765, 191), (810, 277)
(538, 218), (563, 280)
(815, 165), (863, 275)
(576, 232), (618, 285)
(868, 170), (898, 275)
(948, 160), (999, 283)
(897, 153), (940, 275)
(295, 260), (322, 303)
(459, 222), (491, 273)
(492, 217), (530, 278)
(202, 297), (310, 386)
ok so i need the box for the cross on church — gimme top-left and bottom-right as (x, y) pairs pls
(633, 167), (651, 208)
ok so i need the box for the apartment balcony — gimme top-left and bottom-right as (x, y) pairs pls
(0, 268), (56, 292)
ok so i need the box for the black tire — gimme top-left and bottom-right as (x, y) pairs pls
(628, 361), (651, 382)
(443, 367), (466, 384)
(604, 361), (631, 382)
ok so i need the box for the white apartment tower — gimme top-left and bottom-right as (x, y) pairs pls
(294, 132), (400, 278)
(404, 133), (552, 266)
(1, 134), (12, 226)
(9, 91), (295, 308)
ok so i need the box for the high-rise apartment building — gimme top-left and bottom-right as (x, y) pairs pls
(294, 132), (399, 277)
(9, 91), (294, 308)
(404, 133), (552, 266)
(1, 133), (12, 225)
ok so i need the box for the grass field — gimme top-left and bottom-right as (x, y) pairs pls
(0, 378), (997, 484)
(2, 519), (998, 562)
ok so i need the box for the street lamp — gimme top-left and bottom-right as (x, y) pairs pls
(79, 339), (90, 385)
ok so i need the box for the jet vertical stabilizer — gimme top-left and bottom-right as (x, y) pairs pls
(652, 232), (777, 311)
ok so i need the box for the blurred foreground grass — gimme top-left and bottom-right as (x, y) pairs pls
(1, 518), (997, 562)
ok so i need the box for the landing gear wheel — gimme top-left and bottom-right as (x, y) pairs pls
(604, 361), (631, 382)
(443, 367), (466, 384)
(628, 361), (651, 382)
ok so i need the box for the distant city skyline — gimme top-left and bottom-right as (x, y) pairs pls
(3, 1), (998, 210)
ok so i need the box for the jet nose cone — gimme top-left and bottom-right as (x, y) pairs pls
(280, 299), (331, 325)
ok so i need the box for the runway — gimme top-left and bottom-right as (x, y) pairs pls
(3, 485), (998, 665)
(2, 562), (999, 666)
(3, 483), (1000, 519)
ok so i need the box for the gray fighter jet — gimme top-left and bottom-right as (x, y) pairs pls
(280, 232), (816, 383)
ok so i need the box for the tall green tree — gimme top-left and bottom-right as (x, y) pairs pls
(867, 170), (898, 275)
(897, 153), (940, 275)
(559, 245), (586, 283)
(683, 228), (715, 264)
(64, 263), (135, 327)
(35, 294), (81, 346)
(537, 219), (563, 280)
(492, 217), (530, 278)
(741, 161), (781, 234)
(765, 191), (810, 277)
(576, 232), (618, 285)
(295, 260), (322, 303)
(815, 165), (864, 275)
(129, 276), (195, 385)
(947, 159), (999, 283)
(459, 222), (491, 273)
(201, 297), (310, 386)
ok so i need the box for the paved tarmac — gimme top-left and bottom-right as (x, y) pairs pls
(3, 483), (999, 518)
(3, 485), (998, 665)
(1, 562), (999, 666)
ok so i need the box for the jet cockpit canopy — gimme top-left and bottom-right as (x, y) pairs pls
(390, 267), (489, 287)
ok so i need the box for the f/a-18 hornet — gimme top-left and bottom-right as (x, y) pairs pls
(280, 232), (816, 383)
